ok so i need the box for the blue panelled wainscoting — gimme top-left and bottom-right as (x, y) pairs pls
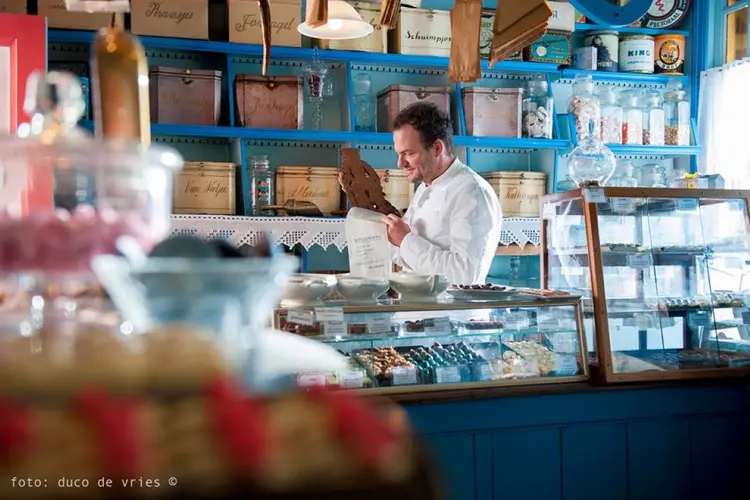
(402, 383), (750, 500)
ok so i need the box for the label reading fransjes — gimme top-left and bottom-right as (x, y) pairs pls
(391, 366), (418, 385)
(287, 309), (315, 326)
(435, 366), (461, 384)
(423, 317), (452, 335)
(315, 307), (345, 323)
(642, 0), (690, 30)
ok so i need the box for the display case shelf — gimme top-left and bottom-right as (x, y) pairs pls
(560, 69), (689, 86)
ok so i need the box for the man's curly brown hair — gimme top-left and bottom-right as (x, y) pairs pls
(392, 102), (454, 154)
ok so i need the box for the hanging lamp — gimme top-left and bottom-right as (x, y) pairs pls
(298, 0), (374, 40)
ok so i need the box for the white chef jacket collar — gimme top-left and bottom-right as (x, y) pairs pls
(426, 157), (461, 187)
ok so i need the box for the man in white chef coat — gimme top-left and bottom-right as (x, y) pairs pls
(341, 102), (502, 284)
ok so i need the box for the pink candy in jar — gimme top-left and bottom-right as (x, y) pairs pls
(0, 205), (151, 273)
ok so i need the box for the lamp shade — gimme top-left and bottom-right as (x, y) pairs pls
(298, 0), (374, 40)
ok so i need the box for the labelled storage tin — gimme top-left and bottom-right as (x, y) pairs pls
(461, 87), (523, 138)
(173, 161), (237, 215)
(481, 171), (546, 217)
(235, 75), (304, 129)
(582, 30), (618, 72)
(376, 85), (451, 132)
(275, 166), (341, 215)
(375, 169), (414, 213)
(149, 66), (222, 126)
(654, 34), (685, 75)
(524, 30), (572, 65)
(618, 35), (655, 73)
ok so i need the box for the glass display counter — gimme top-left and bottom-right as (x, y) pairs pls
(541, 187), (750, 383)
(272, 296), (588, 394)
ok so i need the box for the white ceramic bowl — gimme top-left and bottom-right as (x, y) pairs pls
(281, 273), (337, 305)
(388, 273), (450, 302)
(336, 274), (390, 304)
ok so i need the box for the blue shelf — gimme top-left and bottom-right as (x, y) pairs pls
(574, 23), (690, 37)
(78, 121), (571, 149)
(48, 29), (560, 74)
(607, 144), (701, 156)
(561, 69), (688, 85)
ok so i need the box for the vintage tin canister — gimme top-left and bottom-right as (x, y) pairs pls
(376, 85), (451, 132)
(461, 87), (523, 138)
(582, 30), (618, 72)
(481, 172), (546, 217)
(173, 161), (237, 215)
(149, 66), (222, 126)
(235, 75), (304, 129)
(618, 35), (655, 73)
(654, 34), (685, 75)
(524, 30), (572, 65)
(376, 169), (414, 213)
(275, 166), (341, 215)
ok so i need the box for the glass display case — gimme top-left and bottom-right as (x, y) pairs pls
(541, 187), (750, 383)
(272, 297), (588, 394)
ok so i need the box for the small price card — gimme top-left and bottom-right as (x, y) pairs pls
(424, 317), (452, 335)
(315, 307), (345, 323)
(323, 321), (347, 337)
(555, 354), (579, 376)
(391, 366), (418, 386)
(287, 309), (315, 326)
(505, 311), (530, 330)
(435, 366), (462, 384)
(584, 187), (607, 204)
(688, 311), (711, 329)
(337, 370), (365, 389)
(610, 197), (634, 214)
(627, 253), (651, 269)
(297, 374), (327, 387)
(542, 203), (556, 220)
(366, 314), (392, 334)
(678, 199), (699, 212)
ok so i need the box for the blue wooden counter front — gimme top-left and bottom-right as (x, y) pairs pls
(402, 383), (750, 500)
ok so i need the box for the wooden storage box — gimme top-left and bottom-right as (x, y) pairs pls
(376, 168), (414, 213)
(328, 2), (386, 53)
(482, 171), (546, 217)
(38, 0), (123, 30)
(275, 166), (341, 215)
(130, 0), (208, 40)
(235, 75), (303, 129)
(228, 0), (301, 47)
(376, 85), (451, 132)
(390, 7), (451, 57)
(0, 0), (26, 14)
(149, 66), (222, 126)
(173, 161), (236, 215)
(462, 87), (523, 138)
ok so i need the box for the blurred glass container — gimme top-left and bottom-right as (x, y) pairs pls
(569, 75), (601, 142)
(642, 91), (665, 146)
(639, 163), (667, 187)
(664, 79), (691, 146)
(250, 155), (274, 215)
(620, 90), (643, 145)
(598, 85), (622, 144)
(0, 71), (183, 276)
(353, 74), (376, 133)
(568, 122), (616, 186)
(609, 159), (638, 187)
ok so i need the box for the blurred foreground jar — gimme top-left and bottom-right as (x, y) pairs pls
(0, 71), (183, 276)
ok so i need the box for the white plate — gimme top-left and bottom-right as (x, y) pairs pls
(446, 288), (519, 301)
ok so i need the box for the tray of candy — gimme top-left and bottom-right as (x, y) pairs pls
(447, 283), (520, 301)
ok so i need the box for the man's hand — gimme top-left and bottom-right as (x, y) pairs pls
(383, 214), (410, 247)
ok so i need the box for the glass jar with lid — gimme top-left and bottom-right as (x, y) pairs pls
(249, 155), (274, 215)
(638, 163), (667, 187)
(352, 73), (376, 133)
(609, 159), (638, 187)
(620, 90), (644, 145)
(568, 75), (601, 142)
(597, 85), (622, 144)
(663, 79), (691, 146)
(567, 122), (616, 186)
(522, 78), (553, 139)
(642, 91), (665, 145)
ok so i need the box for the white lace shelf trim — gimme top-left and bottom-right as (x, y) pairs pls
(171, 215), (541, 251)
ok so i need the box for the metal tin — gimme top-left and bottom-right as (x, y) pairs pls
(642, 0), (691, 30)
(582, 30), (618, 72)
(376, 85), (451, 132)
(481, 171), (546, 217)
(275, 166), (340, 215)
(173, 162), (236, 215)
(618, 35), (655, 74)
(149, 66), (222, 126)
(461, 87), (524, 138)
(654, 34), (685, 75)
(375, 169), (414, 213)
(523, 30), (572, 65)
(235, 75), (304, 130)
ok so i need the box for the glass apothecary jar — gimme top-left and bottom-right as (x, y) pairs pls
(568, 75), (601, 142)
(620, 90), (643, 145)
(638, 163), (666, 187)
(642, 91), (665, 145)
(522, 79), (553, 139)
(598, 85), (622, 144)
(249, 155), (274, 216)
(663, 80), (691, 146)
(353, 73), (376, 133)
(568, 123), (616, 186)
(0, 71), (183, 276)
(609, 159), (638, 187)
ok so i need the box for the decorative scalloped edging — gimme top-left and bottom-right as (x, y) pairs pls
(170, 215), (541, 251)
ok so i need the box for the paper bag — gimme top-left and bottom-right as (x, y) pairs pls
(345, 207), (392, 278)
